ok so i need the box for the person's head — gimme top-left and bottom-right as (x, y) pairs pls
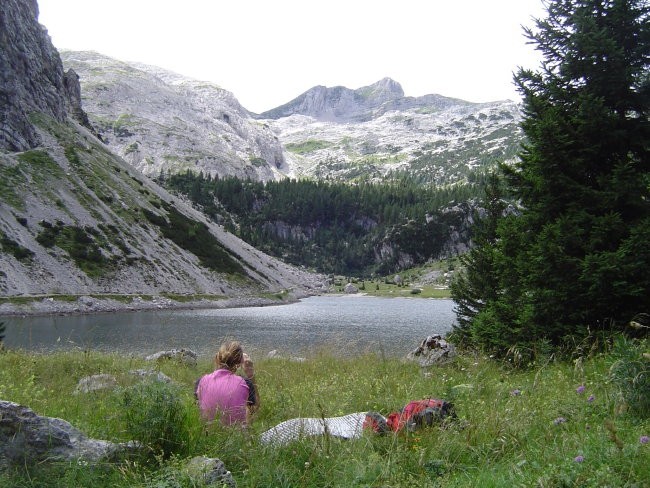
(215, 341), (244, 372)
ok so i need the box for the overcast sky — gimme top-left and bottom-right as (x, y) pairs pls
(37, 0), (547, 113)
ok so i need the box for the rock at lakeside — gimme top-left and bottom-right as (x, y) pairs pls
(344, 283), (359, 294)
(145, 348), (198, 367)
(266, 350), (306, 362)
(186, 456), (237, 487)
(0, 400), (139, 469)
(406, 335), (456, 367)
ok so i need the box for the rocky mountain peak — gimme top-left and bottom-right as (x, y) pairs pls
(361, 77), (404, 100)
(0, 0), (89, 151)
(259, 78), (408, 122)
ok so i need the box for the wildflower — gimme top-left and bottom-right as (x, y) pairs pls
(576, 385), (585, 394)
(511, 389), (522, 396)
(641, 436), (649, 445)
(587, 394), (595, 403)
(574, 455), (584, 463)
(553, 417), (567, 425)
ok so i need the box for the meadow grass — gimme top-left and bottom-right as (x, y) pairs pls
(363, 282), (451, 299)
(0, 343), (648, 487)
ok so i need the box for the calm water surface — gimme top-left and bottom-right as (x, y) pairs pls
(3, 296), (455, 358)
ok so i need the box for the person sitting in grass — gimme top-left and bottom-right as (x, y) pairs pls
(195, 340), (259, 426)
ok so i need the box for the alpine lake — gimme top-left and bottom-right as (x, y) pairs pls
(3, 295), (455, 359)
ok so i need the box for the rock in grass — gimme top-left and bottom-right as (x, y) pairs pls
(129, 369), (173, 383)
(145, 348), (198, 367)
(0, 400), (139, 469)
(74, 374), (118, 394)
(406, 335), (456, 366)
(185, 456), (237, 487)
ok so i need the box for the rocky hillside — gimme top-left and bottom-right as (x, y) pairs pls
(261, 78), (523, 184)
(0, 0), (325, 299)
(59, 51), (287, 182)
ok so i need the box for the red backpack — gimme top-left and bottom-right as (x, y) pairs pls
(364, 398), (455, 434)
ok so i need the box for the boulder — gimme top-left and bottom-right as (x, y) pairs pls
(0, 400), (139, 469)
(406, 335), (456, 367)
(185, 456), (237, 487)
(74, 374), (118, 394)
(344, 283), (358, 294)
(129, 369), (173, 383)
(145, 348), (198, 367)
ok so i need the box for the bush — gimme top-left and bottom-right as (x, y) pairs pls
(120, 380), (194, 460)
(609, 337), (649, 419)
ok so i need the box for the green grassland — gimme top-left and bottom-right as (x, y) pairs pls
(0, 339), (648, 487)
(333, 260), (456, 298)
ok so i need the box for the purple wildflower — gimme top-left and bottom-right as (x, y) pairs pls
(641, 436), (649, 445)
(554, 417), (567, 425)
(574, 455), (584, 463)
(576, 385), (586, 394)
(587, 394), (595, 403)
(511, 389), (522, 396)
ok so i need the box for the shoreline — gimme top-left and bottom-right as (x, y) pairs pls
(0, 293), (312, 318)
(0, 289), (451, 318)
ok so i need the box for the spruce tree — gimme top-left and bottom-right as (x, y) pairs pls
(459, 0), (650, 357)
(450, 173), (506, 346)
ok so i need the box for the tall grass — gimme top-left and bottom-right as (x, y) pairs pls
(0, 343), (648, 487)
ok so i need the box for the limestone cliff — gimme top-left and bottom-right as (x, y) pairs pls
(0, 0), (90, 151)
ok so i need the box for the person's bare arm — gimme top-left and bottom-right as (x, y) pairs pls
(243, 353), (260, 422)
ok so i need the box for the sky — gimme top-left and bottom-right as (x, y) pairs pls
(37, 0), (547, 114)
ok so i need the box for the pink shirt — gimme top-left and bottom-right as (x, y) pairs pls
(196, 369), (250, 425)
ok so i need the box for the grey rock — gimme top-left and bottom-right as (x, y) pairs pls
(145, 348), (198, 367)
(74, 374), (118, 394)
(185, 456), (236, 487)
(0, 400), (139, 469)
(129, 369), (173, 383)
(0, 0), (89, 151)
(344, 282), (358, 294)
(406, 335), (457, 367)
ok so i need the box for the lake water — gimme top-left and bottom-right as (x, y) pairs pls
(2, 296), (456, 358)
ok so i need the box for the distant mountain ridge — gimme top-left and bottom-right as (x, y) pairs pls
(257, 77), (474, 123)
(60, 52), (523, 186)
(262, 84), (523, 185)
